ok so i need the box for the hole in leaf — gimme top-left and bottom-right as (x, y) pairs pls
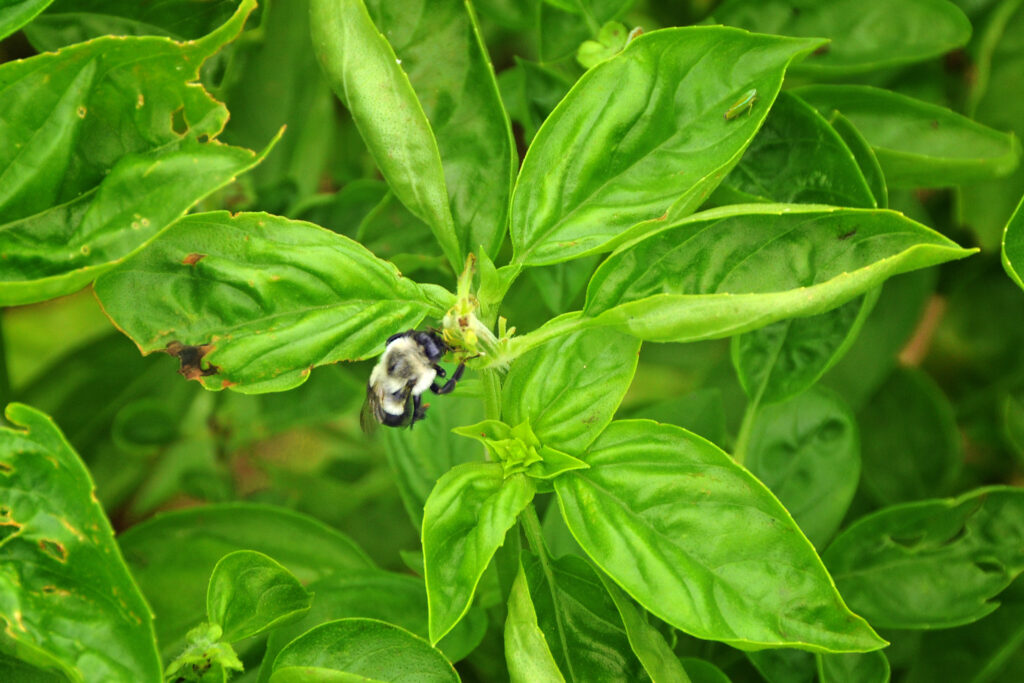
(38, 538), (67, 562)
(165, 341), (219, 381)
(170, 106), (188, 135)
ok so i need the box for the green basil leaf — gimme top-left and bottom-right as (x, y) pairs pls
(857, 368), (962, 505)
(713, 0), (971, 76)
(502, 329), (640, 454)
(423, 464), (535, 643)
(384, 387), (483, 528)
(520, 551), (646, 681)
(679, 658), (731, 683)
(828, 110), (888, 209)
(0, 404), (160, 682)
(497, 57), (574, 145)
(0, 653), (64, 683)
(258, 569), (485, 683)
(720, 92), (876, 208)
(555, 420), (885, 652)
(817, 651), (890, 683)
(794, 85), (1022, 188)
(1003, 192), (1024, 291)
(310, 0), (460, 270)
(620, 388), (728, 447)
(597, 573), (691, 683)
(822, 270), (935, 410)
(270, 618), (459, 682)
(206, 550), (313, 643)
(118, 502), (374, 659)
(732, 290), (878, 405)
(904, 577), (1024, 683)
(365, 0), (515, 259)
(23, 0), (243, 49)
(505, 560), (566, 683)
(746, 387), (860, 549)
(0, 0), (53, 40)
(584, 204), (973, 342)
(957, 1), (1024, 250)
(93, 211), (446, 393)
(747, 649), (816, 683)
(510, 27), (823, 266)
(217, 0), (337, 213)
(0, 0), (265, 307)
(824, 486), (1024, 628)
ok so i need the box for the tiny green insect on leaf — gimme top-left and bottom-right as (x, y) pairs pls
(725, 88), (758, 120)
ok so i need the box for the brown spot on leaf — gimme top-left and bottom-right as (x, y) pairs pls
(165, 341), (219, 381)
(655, 211), (669, 221)
(220, 379), (236, 389)
(182, 253), (205, 266)
(39, 539), (67, 562)
(813, 44), (830, 57)
(0, 461), (11, 475)
(838, 229), (857, 241)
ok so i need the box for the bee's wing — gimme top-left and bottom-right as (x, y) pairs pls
(359, 384), (386, 434)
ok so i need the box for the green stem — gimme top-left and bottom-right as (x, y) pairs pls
(520, 503), (576, 681)
(488, 311), (592, 368)
(733, 390), (762, 466)
(0, 311), (10, 413)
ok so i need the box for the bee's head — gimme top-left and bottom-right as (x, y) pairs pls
(411, 330), (448, 362)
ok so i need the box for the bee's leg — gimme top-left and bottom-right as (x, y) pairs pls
(410, 393), (428, 427)
(435, 365), (446, 378)
(430, 362), (465, 395)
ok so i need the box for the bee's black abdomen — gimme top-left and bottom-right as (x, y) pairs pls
(382, 411), (410, 427)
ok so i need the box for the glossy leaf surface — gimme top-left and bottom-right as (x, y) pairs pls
(817, 651), (890, 683)
(0, 0), (52, 40)
(502, 329), (640, 454)
(857, 368), (962, 505)
(270, 619), (459, 682)
(720, 92), (876, 208)
(584, 204), (972, 342)
(0, 404), (160, 682)
(733, 292), (877, 405)
(828, 111), (888, 209)
(714, 0), (971, 75)
(310, 0), (460, 269)
(93, 211), (444, 393)
(746, 387), (860, 548)
(365, 0), (515, 258)
(118, 503), (373, 658)
(0, 0), (263, 306)
(504, 561), (566, 683)
(423, 464), (535, 643)
(22, 0), (242, 49)
(598, 573), (691, 682)
(555, 420), (885, 652)
(795, 85), (1021, 188)
(520, 552), (645, 682)
(1003, 192), (1024, 291)
(383, 388), (483, 527)
(824, 487), (1024, 628)
(258, 569), (485, 682)
(904, 577), (1024, 683)
(207, 550), (313, 642)
(510, 27), (822, 265)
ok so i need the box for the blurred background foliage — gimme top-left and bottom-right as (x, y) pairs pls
(1, 0), (1023, 680)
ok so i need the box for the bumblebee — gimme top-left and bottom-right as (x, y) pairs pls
(360, 330), (465, 431)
